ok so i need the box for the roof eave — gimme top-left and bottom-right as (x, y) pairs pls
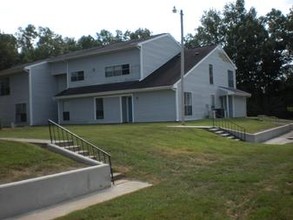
(55, 85), (173, 100)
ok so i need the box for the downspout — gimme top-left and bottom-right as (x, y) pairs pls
(25, 67), (34, 126)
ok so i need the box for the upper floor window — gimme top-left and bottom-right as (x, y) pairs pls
(105, 64), (130, 78)
(0, 78), (10, 96)
(184, 92), (192, 116)
(71, 71), (84, 82)
(228, 70), (234, 87)
(209, 64), (214, 85)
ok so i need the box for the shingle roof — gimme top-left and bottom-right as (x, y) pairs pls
(0, 34), (166, 76)
(48, 34), (166, 62)
(56, 45), (217, 97)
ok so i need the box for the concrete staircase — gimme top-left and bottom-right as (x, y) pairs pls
(208, 127), (241, 141)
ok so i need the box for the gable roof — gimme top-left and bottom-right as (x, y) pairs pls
(48, 34), (167, 62)
(56, 45), (217, 98)
(0, 34), (167, 77)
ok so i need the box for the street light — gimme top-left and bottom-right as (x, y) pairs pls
(173, 6), (185, 125)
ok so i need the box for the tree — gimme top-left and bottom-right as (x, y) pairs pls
(186, 0), (292, 116)
(16, 24), (38, 62)
(0, 32), (19, 70)
(77, 35), (99, 49)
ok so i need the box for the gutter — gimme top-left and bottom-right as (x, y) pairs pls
(54, 85), (173, 100)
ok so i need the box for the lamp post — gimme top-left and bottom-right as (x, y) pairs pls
(173, 6), (185, 125)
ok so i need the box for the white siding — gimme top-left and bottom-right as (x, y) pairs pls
(234, 96), (247, 117)
(140, 34), (181, 79)
(0, 72), (30, 126)
(179, 47), (238, 120)
(59, 96), (121, 124)
(133, 90), (176, 122)
(51, 49), (141, 89)
(30, 63), (58, 125)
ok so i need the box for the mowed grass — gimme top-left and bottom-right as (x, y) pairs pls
(0, 121), (292, 219)
(0, 140), (86, 184)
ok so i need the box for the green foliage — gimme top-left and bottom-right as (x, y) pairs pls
(0, 33), (19, 69)
(0, 26), (152, 70)
(186, 0), (293, 117)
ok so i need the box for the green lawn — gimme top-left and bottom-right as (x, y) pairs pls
(0, 121), (292, 219)
(0, 140), (86, 184)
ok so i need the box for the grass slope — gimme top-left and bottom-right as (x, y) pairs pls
(0, 140), (85, 184)
(0, 121), (292, 219)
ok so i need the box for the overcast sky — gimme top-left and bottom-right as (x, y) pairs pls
(0, 0), (292, 41)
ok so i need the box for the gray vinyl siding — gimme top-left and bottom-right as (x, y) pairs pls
(55, 74), (67, 92)
(234, 96), (247, 117)
(59, 96), (121, 124)
(0, 72), (30, 127)
(51, 49), (141, 89)
(30, 63), (58, 125)
(141, 34), (181, 79)
(180, 47), (237, 120)
(133, 90), (176, 122)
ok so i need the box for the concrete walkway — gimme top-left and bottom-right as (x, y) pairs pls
(0, 138), (50, 144)
(8, 180), (152, 220)
(264, 130), (293, 145)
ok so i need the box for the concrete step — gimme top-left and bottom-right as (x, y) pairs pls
(64, 145), (80, 150)
(54, 140), (73, 147)
(112, 173), (125, 182)
(76, 150), (89, 155)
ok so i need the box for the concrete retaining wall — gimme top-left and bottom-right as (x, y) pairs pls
(0, 164), (111, 219)
(245, 123), (293, 143)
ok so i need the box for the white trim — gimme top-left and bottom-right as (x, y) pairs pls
(66, 61), (69, 89)
(28, 71), (33, 126)
(216, 45), (237, 69)
(93, 97), (96, 120)
(137, 33), (169, 46)
(175, 87), (179, 121)
(174, 46), (219, 87)
(55, 85), (172, 100)
(139, 46), (144, 80)
(57, 100), (61, 124)
(120, 94), (134, 123)
(24, 61), (47, 70)
(119, 97), (123, 123)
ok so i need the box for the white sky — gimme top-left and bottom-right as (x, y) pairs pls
(0, 0), (292, 41)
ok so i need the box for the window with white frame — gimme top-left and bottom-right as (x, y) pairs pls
(95, 98), (104, 119)
(0, 78), (10, 96)
(105, 64), (130, 77)
(184, 92), (192, 116)
(228, 70), (234, 87)
(209, 64), (214, 85)
(71, 71), (84, 82)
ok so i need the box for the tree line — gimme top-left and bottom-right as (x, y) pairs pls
(185, 0), (293, 117)
(0, 0), (292, 117)
(0, 27), (151, 69)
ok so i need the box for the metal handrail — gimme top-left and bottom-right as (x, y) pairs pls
(212, 113), (246, 141)
(48, 119), (114, 182)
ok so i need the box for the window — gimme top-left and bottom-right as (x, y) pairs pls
(211, 95), (215, 109)
(228, 70), (234, 87)
(184, 92), (192, 116)
(71, 71), (84, 81)
(95, 98), (104, 119)
(0, 78), (10, 96)
(105, 64), (130, 77)
(209, 64), (214, 85)
(15, 103), (27, 123)
(63, 112), (70, 121)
